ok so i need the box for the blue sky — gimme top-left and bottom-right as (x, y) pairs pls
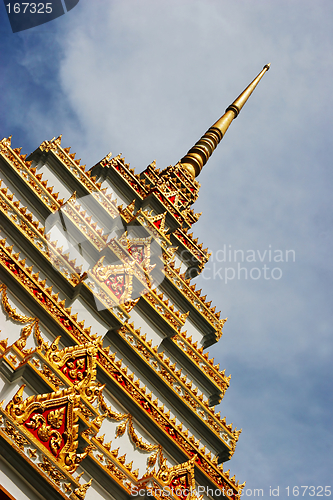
(1, 1), (333, 497)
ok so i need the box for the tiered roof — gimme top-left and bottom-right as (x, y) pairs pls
(0, 64), (269, 500)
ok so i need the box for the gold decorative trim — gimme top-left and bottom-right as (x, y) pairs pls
(0, 283), (34, 323)
(59, 193), (109, 251)
(92, 256), (134, 305)
(29, 331), (165, 472)
(0, 186), (82, 282)
(135, 210), (170, 250)
(173, 332), (231, 394)
(117, 232), (152, 269)
(0, 408), (91, 497)
(173, 228), (210, 266)
(3, 418), (30, 449)
(156, 455), (197, 499)
(97, 348), (240, 493)
(0, 283), (39, 352)
(0, 137), (62, 209)
(5, 384), (90, 474)
(0, 215), (241, 496)
(118, 324), (233, 443)
(38, 455), (66, 486)
(164, 259), (225, 332)
(100, 154), (146, 198)
(106, 235), (187, 331)
(140, 161), (201, 228)
(39, 136), (124, 221)
(120, 199), (136, 222)
(70, 479), (92, 500)
(0, 241), (105, 346)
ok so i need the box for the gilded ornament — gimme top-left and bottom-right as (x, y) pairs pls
(70, 478), (92, 500)
(4, 419), (30, 449)
(5, 384), (88, 473)
(92, 256), (134, 304)
(38, 455), (66, 486)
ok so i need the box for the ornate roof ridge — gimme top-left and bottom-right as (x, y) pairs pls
(99, 154), (147, 198)
(1, 204), (226, 398)
(173, 227), (211, 266)
(0, 198), (226, 397)
(119, 323), (233, 440)
(0, 179), (45, 234)
(0, 195), (83, 283)
(0, 222), (242, 497)
(102, 156), (200, 227)
(88, 235), (188, 332)
(36, 136), (132, 219)
(0, 189), (212, 343)
(0, 239), (101, 339)
(172, 332), (232, 395)
(101, 351), (242, 492)
(0, 274), (229, 450)
(159, 162), (200, 193)
(0, 136), (63, 210)
(134, 209), (170, 244)
(165, 260), (224, 326)
(0, 410), (88, 496)
(0, 248), (238, 498)
(0, 130), (248, 497)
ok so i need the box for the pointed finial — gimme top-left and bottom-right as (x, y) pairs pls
(180, 64), (270, 177)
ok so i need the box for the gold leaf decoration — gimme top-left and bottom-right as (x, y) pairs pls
(15, 320), (38, 350)
(115, 419), (128, 438)
(0, 284), (40, 352)
(0, 284), (34, 323)
(148, 449), (158, 467)
(127, 417), (159, 452)
(72, 478), (92, 500)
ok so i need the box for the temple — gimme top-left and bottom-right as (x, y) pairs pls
(0, 65), (269, 500)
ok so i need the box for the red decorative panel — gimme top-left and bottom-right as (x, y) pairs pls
(104, 273), (126, 300)
(128, 244), (145, 264)
(24, 404), (67, 457)
(61, 356), (87, 383)
(153, 218), (162, 229)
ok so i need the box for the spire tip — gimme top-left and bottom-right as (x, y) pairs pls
(180, 63), (270, 177)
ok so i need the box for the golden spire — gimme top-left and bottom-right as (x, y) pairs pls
(180, 63), (270, 177)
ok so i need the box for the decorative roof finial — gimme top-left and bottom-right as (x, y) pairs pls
(180, 64), (270, 177)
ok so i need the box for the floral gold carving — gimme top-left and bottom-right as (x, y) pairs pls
(92, 256), (134, 304)
(4, 420), (29, 450)
(38, 455), (66, 485)
(5, 385), (88, 473)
